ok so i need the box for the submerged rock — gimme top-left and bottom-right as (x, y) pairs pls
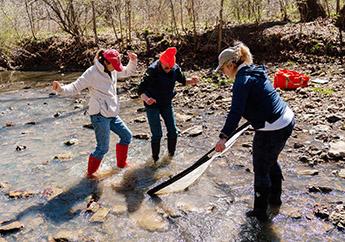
(134, 116), (146, 123)
(7, 190), (36, 199)
(296, 169), (319, 176)
(15, 145), (26, 151)
(49, 229), (80, 242)
(338, 169), (345, 179)
(308, 185), (332, 193)
(0, 221), (24, 234)
(182, 125), (203, 137)
(133, 133), (150, 140)
(53, 152), (73, 161)
(281, 207), (302, 219)
(89, 207), (110, 222)
(175, 113), (193, 122)
(64, 138), (79, 146)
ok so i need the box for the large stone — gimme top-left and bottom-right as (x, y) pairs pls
(53, 152), (73, 161)
(134, 116), (146, 123)
(175, 113), (193, 122)
(7, 190), (36, 199)
(338, 169), (345, 179)
(296, 169), (319, 176)
(182, 125), (203, 137)
(89, 207), (110, 222)
(328, 141), (345, 159)
(0, 221), (24, 234)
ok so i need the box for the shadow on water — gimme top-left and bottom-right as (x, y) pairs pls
(113, 158), (172, 213)
(8, 178), (99, 225)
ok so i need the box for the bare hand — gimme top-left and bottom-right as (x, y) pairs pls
(52, 81), (62, 92)
(141, 93), (156, 105)
(186, 75), (199, 86)
(127, 51), (137, 62)
(215, 138), (226, 152)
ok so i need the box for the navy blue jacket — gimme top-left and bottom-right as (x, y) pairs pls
(138, 60), (186, 107)
(221, 65), (287, 137)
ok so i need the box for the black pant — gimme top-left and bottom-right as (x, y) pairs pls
(252, 118), (295, 190)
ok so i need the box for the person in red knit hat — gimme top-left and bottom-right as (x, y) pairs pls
(138, 47), (199, 163)
(52, 49), (137, 178)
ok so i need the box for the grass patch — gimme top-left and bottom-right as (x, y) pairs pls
(311, 87), (334, 95)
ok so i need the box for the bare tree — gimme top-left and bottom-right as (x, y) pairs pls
(125, 0), (132, 42)
(24, 0), (37, 39)
(169, 0), (179, 35)
(91, 0), (98, 44)
(297, 0), (327, 22)
(217, 0), (224, 52)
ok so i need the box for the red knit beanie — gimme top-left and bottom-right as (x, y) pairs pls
(159, 47), (177, 68)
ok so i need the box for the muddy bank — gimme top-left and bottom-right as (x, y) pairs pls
(0, 19), (344, 72)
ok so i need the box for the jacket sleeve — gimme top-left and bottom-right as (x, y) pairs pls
(137, 68), (153, 96)
(220, 77), (250, 137)
(175, 66), (186, 85)
(60, 68), (92, 96)
(117, 59), (137, 80)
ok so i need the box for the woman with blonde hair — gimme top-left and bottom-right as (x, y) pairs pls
(52, 49), (137, 178)
(215, 41), (295, 222)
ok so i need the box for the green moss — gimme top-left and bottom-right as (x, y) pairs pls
(311, 87), (334, 95)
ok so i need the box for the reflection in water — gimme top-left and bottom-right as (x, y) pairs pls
(10, 178), (99, 224)
(238, 219), (281, 242)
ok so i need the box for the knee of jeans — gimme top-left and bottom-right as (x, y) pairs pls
(121, 130), (132, 145)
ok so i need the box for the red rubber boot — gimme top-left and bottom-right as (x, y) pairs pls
(116, 144), (129, 168)
(87, 155), (102, 178)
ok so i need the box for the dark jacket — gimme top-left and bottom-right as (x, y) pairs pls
(137, 60), (186, 107)
(221, 65), (287, 137)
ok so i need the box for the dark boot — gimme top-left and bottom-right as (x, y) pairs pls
(116, 143), (129, 168)
(151, 141), (160, 161)
(269, 174), (283, 207)
(246, 187), (269, 222)
(167, 137), (177, 157)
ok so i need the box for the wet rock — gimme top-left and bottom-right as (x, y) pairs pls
(42, 187), (64, 200)
(329, 205), (345, 230)
(0, 182), (9, 190)
(74, 104), (83, 109)
(7, 190), (36, 199)
(182, 125), (203, 137)
(133, 133), (150, 140)
(296, 168), (319, 176)
(53, 152), (73, 161)
(326, 115), (342, 123)
(49, 229), (80, 242)
(86, 201), (100, 213)
(131, 207), (168, 232)
(281, 207), (302, 219)
(175, 113), (193, 122)
(64, 138), (79, 146)
(242, 142), (252, 148)
(308, 185), (332, 193)
(49, 92), (56, 96)
(5, 122), (14, 127)
(112, 204), (127, 214)
(299, 156), (309, 163)
(82, 123), (94, 130)
(0, 238), (7, 242)
(134, 116), (146, 123)
(89, 207), (110, 222)
(53, 112), (62, 118)
(136, 107), (146, 113)
(338, 169), (345, 178)
(294, 142), (304, 149)
(15, 145), (26, 151)
(328, 141), (345, 159)
(0, 221), (24, 234)
(313, 203), (330, 219)
(25, 121), (36, 125)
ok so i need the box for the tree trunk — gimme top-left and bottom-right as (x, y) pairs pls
(24, 0), (37, 40)
(125, 0), (132, 42)
(217, 0), (224, 52)
(191, 0), (197, 39)
(336, 0), (340, 14)
(169, 0), (179, 36)
(91, 1), (98, 45)
(297, 0), (327, 22)
(179, 0), (185, 32)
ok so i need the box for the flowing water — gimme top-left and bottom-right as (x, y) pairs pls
(0, 71), (344, 241)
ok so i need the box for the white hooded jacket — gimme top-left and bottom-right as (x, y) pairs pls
(59, 59), (137, 117)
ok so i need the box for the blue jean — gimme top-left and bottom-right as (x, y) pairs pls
(252, 118), (295, 189)
(146, 105), (178, 144)
(90, 114), (132, 160)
